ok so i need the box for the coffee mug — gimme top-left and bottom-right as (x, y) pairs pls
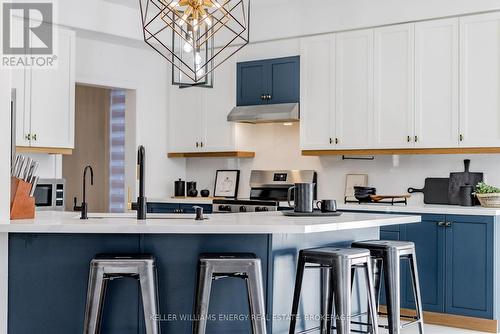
(316, 200), (337, 212)
(287, 183), (315, 213)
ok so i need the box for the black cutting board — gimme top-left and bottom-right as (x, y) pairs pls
(448, 159), (483, 205)
(408, 178), (450, 205)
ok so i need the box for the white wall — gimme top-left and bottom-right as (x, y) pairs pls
(0, 70), (11, 222)
(75, 35), (186, 199)
(186, 123), (500, 205)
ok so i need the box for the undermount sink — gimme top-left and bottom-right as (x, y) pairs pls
(76, 213), (197, 220)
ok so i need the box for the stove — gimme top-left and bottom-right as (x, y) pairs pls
(212, 170), (317, 213)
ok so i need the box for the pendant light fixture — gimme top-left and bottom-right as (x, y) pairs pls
(140, 0), (250, 88)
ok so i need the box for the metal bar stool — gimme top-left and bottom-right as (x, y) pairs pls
(192, 253), (267, 334)
(351, 240), (424, 334)
(83, 254), (161, 334)
(289, 247), (379, 334)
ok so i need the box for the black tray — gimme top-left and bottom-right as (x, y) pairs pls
(281, 210), (343, 217)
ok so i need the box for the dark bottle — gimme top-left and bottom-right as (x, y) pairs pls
(187, 181), (198, 197)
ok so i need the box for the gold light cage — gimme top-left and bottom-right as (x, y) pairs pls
(140, 0), (250, 87)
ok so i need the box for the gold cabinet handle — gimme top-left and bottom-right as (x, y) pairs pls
(200, 142), (204, 148)
(25, 134), (31, 141)
(196, 142), (199, 148)
(459, 134), (464, 142)
(32, 134), (37, 141)
(414, 135), (418, 142)
(335, 138), (339, 145)
(329, 138), (333, 145)
(407, 136), (411, 143)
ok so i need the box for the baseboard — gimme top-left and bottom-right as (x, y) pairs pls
(379, 306), (498, 333)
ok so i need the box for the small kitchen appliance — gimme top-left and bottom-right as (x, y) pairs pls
(212, 170), (317, 213)
(34, 178), (65, 211)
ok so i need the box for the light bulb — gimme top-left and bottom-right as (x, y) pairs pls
(195, 53), (202, 65)
(202, 14), (212, 26)
(196, 67), (205, 77)
(168, 0), (179, 7)
(212, 1), (222, 8)
(183, 42), (193, 53)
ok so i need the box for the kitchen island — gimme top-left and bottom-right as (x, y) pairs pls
(0, 211), (420, 334)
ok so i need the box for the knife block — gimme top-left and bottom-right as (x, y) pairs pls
(10, 177), (35, 220)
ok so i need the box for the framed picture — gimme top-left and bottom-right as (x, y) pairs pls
(214, 170), (240, 198)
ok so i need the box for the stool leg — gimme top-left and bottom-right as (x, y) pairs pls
(320, 267), (332, 334)
(383, 250), (401, 334)
(372, 258), (383, 312)
(83, 265), (107, 334)
(139, 264), (161, 334)
(289, 255), (306, 334)
(332, 259), (351, 334)
(193, 262), (214, 334)
(365, 259), (379, 334)
(246, 260), (267, 334)
(408, 252), (425, 334)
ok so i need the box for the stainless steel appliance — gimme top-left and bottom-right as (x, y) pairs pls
(212, 170), (317, 213)
(34, 178), (65, 211)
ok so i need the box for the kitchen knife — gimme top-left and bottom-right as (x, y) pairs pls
(22, 158), (33, 181)
(29, 176), (39, 197)
(11, 155), (20, 177)
(16, 156), (26, 179)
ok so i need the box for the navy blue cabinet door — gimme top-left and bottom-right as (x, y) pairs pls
(402, 214), (446, 313)
(148, 203), (180, 213)
(179, 203), (213, 214)
(237, 60), (268, 106)
(237, 56), (300, 106)
(268, 56), (300, 104)
(445, 215), (494, 318)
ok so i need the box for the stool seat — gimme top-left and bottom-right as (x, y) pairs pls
(352, 240), (415, 251)
(301, 247), (371, 259)
(199, 252), (257, 260)
(83, 254), (160, 334)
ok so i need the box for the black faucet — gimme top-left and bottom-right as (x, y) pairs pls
(136, 145), (147, 220)
(80, 165), (94, 220)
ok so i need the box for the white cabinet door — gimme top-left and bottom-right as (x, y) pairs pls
(374, 24), (415, 148)
(11, 68), (30, 146)
(335, 29), (374, 149)
(460, 13), (500, 147)
(202, 58), (236, 151)
(168, 86), (203, 152)
(299, 34), (335, 150)
(415, 18), (459, 148)
(30, 27), (75, 148)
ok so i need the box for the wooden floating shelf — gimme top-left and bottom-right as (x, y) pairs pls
(16, 146), (73, 155)
(167, 151), (255, 158)
(302, 147), (500, 156)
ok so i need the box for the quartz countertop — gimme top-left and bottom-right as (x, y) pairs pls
(338, 203), (500, 216)
(1, 211), (420, 234)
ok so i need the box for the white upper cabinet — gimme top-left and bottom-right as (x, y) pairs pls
(202, 58), (236, 151)
(168, 86), (203, 153)
(13, 24), (75, 150)
(374, 24), (415, 148)
(30, 27), (75, 149)
(299, 34), (335, 150)
(415, 18), (459, 148)
(460, 12), (500, 147)
(335, 29), (374, 149)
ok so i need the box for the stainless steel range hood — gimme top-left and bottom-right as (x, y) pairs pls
(227, 103), (299, 124)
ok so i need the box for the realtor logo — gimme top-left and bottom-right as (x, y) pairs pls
(2, 2), (56, 68)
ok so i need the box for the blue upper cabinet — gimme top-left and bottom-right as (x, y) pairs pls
(237, 56), (300, 106)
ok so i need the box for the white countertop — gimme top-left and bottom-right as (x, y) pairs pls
(1, 211), (420, 234)
(339, 203), (500, 216)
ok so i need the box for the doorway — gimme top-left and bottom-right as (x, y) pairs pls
(63, 84), (136, 213)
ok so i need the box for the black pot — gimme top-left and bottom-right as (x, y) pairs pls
(187, 182), (198, 197)
(459, 185), (474, 206)
(200, 189), (210, 197)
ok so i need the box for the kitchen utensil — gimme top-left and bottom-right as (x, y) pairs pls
(408, 178), (450, 205)
(287, 183), (315, 213)
(354, 186), (377, 202)
(200, 189), (210, 197)
(29, 176), (39, 197)
(370, 195), (411, 202)
(187, 181), (198, 197)
(316, 200), (337, 212)
(345, 174), (368, 202)
(282, 210), (342, 217)
(448, 159), (483, 205)
(22, 158), (32, 181)
(174, 178), (185, 197)
(459, 185), (474, 206)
